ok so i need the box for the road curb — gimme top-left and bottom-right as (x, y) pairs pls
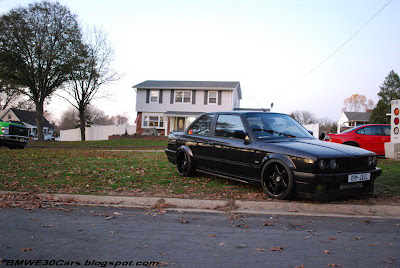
(1, 191), (400, 219)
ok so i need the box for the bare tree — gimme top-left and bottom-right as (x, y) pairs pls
(290, 110), (317, 125)
(0, 1), (83, 140)
(342, 94), (374, 112)
(110, 114), (129, 125)
(62, 27), (120, 140)
(59, 105), (113, 130)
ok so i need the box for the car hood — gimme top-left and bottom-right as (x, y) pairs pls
(257, 138), (374, 159)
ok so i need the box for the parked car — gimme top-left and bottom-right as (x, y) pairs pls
(165, 111), (382, 200)
(0, 119), (29, 149)
(324, 124), (390, 155)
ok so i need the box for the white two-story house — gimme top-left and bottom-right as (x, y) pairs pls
(132, 80), (242, 136)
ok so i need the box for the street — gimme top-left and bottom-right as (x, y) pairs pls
(0, 205), (399, 268)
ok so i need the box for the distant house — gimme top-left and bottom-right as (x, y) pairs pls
(132, 80), (242, 136)
(337, 111), (371, 133)
(0, 108), (55, 139)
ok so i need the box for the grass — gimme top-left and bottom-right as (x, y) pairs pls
(0, 147), (264, 200)
(0, 146), (399, 204)
(28, 137), (167, 149)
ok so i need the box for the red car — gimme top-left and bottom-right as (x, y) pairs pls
(325, 124), (390, 155)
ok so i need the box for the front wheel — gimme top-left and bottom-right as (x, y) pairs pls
(261, 159), (295, 200)
(176, 150), (195, 176)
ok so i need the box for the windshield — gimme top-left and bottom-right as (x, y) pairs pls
(246, 113), (314, 139)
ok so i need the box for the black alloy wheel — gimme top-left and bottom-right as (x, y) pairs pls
(176, 150), (194, 176)
(261, 159), (294, 199)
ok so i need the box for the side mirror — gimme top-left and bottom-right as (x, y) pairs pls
(308, 130), (314, 136)
(233, 130), (247, 140)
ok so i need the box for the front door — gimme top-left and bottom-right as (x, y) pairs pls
(177, 117), (185, 132)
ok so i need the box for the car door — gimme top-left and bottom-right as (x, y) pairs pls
(210, 114), (256, 179)
(185, 114), (216, 171)
(355, 125), (384, 154)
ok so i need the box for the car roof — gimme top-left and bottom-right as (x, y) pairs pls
(203, 111), (287, 116)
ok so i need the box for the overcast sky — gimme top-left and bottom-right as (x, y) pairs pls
(1, 0), (399, 123)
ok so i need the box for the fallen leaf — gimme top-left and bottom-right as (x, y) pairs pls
(328, 264), (342, 267)
(324, 250), (331, 254)
(20, 247), (33, 252)
(113, 212), (122, 216)
(105, 216), (115, 220)
(365, 220), (371, 224)
(370, 243), (380, 246)
(337, 231), (342, 233)
(178, 218), (190, 224)
(289, 210), (298, 212)
(158, 262), (168, 266)
(263, 221), (274, 226)
(306, 220), (313, 223)
(329, 236), (336, 240)
(255, 248), (266, 252)
(269, 246), (284, 252)
(393, 223), (400, 227)
(159, 252), (167, 256)
(109, 231), (115, 235)
(352, 236), (363, 241)
(219, 242), (226, 246)
(29, 218), (38, 221)
(304, 236), (311, 240)
(236, 244), (247, 248)
(208, 234), (217, 237)
(235, 223), (249, 228)
(41, 224), (54, 228)
(90, 224), (96, 227)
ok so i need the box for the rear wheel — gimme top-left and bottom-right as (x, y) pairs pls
(261, 159), (294, 200)
(176, 150), (194, 176)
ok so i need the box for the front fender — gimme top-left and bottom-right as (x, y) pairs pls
(261, 153), (296, 170)
(177, 145), (193, 157)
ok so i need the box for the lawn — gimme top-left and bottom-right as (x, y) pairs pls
(28, 137), (167, 149)
(0, 146), (399, 204)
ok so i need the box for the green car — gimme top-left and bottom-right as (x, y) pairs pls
(0, 119), (29, 149)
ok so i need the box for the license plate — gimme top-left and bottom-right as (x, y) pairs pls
(20, 138), (25, 142)
(348, 173), (370, 183)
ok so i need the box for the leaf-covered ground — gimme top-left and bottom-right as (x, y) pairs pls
(0, 147), (399, 205)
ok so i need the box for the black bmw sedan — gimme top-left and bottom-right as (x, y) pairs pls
(165, 111), (382, 199)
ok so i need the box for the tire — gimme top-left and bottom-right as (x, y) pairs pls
(176, 150), (195, 177)
(343, 141), (359, 147)
(261, 159), (295, 200)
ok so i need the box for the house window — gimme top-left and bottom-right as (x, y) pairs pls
(175, 91), (191, 104)
(150, 90), (159, 103)
(208, 91), (218, 104)
(143, 114), (164, 129)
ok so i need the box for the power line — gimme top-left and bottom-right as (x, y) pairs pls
(281, 0), (393, 93)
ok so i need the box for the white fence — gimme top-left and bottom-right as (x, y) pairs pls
(303, 123), (320, 139)
(60, 125), (136, 141)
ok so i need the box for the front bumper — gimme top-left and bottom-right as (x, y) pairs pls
(293, 167), (382, 199)
(165, 149), (177, 164)
(0, 134), (29, 146)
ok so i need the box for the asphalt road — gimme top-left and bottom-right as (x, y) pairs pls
(0, 205), (399, 268)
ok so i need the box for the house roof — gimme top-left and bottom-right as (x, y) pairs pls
(132, 80), (242, 99)
(343, 112), (370, 122)
(9, 108), (54, 129)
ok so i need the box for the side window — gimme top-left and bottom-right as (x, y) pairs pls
(382, 126), (391, 136)
(215, 114), (245, 138)
(188, 115), (214, 136)
(360, 126), (382, 135)
(355, 128), (365, 135)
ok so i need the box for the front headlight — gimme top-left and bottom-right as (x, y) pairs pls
(1, 127), (9, 135)
(372, 156), (378, 166)
(367, 156), (373, 166)
(329, 159), (337, 169)
(318, 160), (327, 169)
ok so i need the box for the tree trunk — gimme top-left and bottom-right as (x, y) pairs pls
(79, 108), (86, 141)
(35, 103), (44, 141)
